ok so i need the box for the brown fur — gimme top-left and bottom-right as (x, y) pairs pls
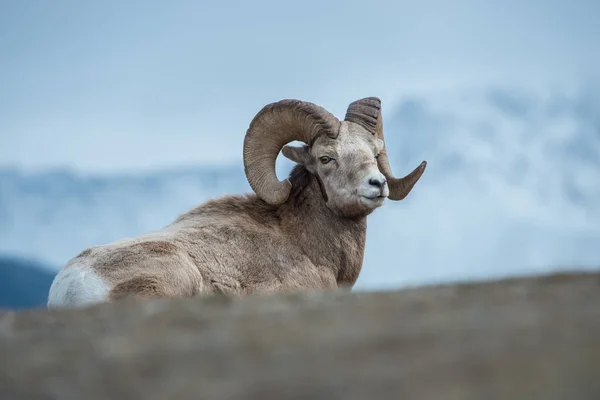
(75, 165), (366, 302)
(110, 276), (168, 300)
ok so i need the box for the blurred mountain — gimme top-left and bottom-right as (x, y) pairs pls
(0, 256), (56, 310)
(0, 165), (252, 268)
(0, 86), (599, 290)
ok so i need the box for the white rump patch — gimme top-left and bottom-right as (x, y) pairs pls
(47, 261), (111, 309)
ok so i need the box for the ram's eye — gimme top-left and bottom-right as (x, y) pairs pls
(319, 156), (332, 164)
(375, 153), (380, 159)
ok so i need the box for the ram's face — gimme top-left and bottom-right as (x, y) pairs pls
(282, 122), (389, 218)
(243, 97), (426, 209)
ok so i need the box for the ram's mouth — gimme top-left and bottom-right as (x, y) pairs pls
(360, 194), (386, 202)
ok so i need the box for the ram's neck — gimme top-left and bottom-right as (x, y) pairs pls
(278, 166), (367, 287)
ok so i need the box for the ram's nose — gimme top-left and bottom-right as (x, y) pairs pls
(368, 176), (387, 189)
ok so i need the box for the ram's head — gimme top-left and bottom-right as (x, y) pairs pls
(243, 97), (427, 217)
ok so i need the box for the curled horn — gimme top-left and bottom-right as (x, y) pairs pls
(345, 97), (427, 200)
(243, 99), (341, 205)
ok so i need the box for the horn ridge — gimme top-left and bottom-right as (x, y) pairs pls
(243, 99), (341, 205)
(344, 97), (381, 134)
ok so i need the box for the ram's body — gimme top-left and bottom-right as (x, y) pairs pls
(47, 97), (426, 308)
(48, 167), (364, 307)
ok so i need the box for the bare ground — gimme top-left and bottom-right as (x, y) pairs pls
(1, 270), (600, 399)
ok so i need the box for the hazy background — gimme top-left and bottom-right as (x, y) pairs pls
(1, 0), (599, 307)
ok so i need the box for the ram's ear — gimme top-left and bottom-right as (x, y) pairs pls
(282, 144), (311, 166)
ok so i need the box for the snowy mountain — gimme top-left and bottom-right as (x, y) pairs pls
(0, 165), (250, 268)
(1, 86), (599, 291)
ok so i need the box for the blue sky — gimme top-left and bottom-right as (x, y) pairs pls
(1, 0), (599, 172)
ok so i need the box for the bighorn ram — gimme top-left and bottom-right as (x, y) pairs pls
(47, 97), (427, 308)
